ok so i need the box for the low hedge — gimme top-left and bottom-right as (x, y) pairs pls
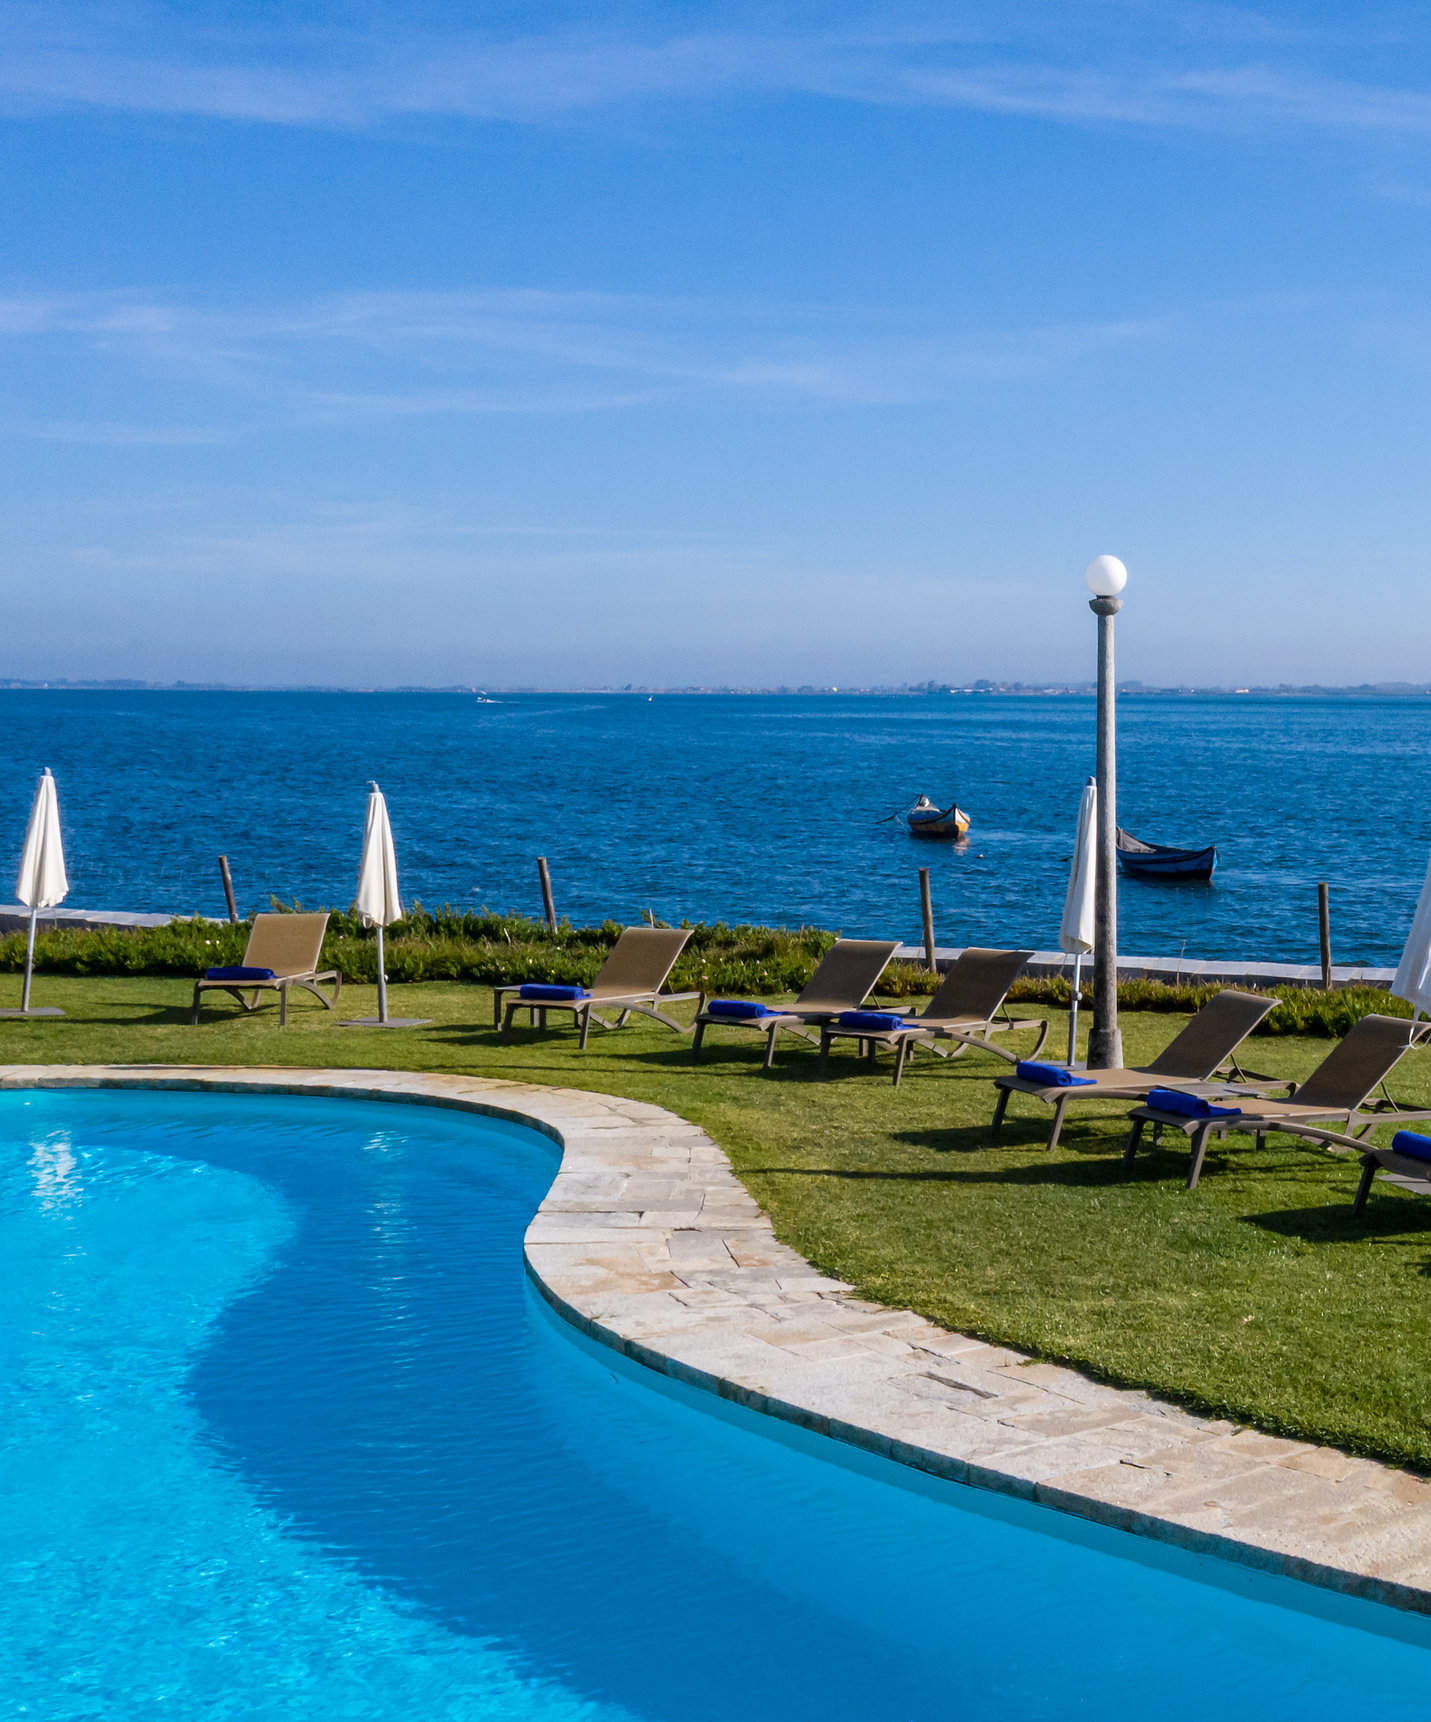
(0, 907), (1411, 1036)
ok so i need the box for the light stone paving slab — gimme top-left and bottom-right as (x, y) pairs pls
(3, 1061), (1430, 1616)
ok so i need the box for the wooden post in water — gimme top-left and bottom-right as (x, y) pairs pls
(218, 855), (239, 924)
(537, 856), (558, 934)
(919, 867), (937, 974)
(1319, 882), (1332, 990)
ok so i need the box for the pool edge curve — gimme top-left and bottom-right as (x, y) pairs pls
(4, 1061), (1429, 1618)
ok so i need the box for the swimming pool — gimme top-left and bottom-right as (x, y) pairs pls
(2, 1087), (1429, 1721)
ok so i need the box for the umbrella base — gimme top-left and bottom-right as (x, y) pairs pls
(0, 1006), (65, 1017)
(338, 1017), (433, 1029)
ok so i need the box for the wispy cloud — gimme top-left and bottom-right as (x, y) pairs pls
(2, 3), (1431, 137)
(0, 286), (1165, 434)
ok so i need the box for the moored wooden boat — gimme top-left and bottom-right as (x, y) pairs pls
(907, 795), (970, 839)
(1116, 827), (1217, 880)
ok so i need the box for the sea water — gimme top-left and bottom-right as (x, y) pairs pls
(1, 688), (1427, 965)
(2, 1088), (1430, 1721)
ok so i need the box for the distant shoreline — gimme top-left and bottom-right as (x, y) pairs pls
(0, 680), (1428, 698)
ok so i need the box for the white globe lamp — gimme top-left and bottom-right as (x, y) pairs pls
(1085, 555), (1128, 598)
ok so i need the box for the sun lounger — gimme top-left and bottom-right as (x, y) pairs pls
(691, 939), (900, 1070)
(816, 948), (1044, 1085)
(496, 926), (697, 1050)
(1124, 1012), (1431, 1189)
(990, 989), (1281, 1151)
(191, 911), (341, 1027)
(1351, 1129), (1431, 1218)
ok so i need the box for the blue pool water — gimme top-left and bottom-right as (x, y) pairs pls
(1, 688), (1429, 966)
(3, 1087), (1430, 1720)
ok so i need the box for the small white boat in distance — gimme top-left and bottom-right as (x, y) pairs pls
(907, 795), (971, 839)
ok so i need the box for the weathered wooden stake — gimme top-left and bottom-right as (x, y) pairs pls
(919, 867), (937, 973)
(218, 855), (239, 924)
(1319, 882), (1332, 990)
(537, 856), (558, 934)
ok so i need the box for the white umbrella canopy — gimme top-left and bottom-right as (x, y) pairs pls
(1392, 846), (1431, 1019)
(341, 783), (429, 1030)
(9, 768), (68, 1016)
(353, 782), (402, 929)
(1058, 776), (1097, 1064)
(1059, 776), (1096, 958)
(17, 768), (68, 911)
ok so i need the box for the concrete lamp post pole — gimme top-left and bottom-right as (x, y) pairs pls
(1086, 555), (1128, 1071)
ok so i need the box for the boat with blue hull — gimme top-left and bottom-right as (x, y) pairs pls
(1116, 828), (1217, 881)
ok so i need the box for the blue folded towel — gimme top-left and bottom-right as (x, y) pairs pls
(518, 983), (591, 1002)
(1391, 1130), (1431, 1164)
(1017, 1060), (1095, 1087)
(706, 999), (775, 1019)
(1147, 1088), (1242, 1119)
(838, 1010), (914, 1032)
(205, 966), (277, 981)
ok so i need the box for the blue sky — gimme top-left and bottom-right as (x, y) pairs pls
(4, 1), (1431, 687)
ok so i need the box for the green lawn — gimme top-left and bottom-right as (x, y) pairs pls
(6, 974), (1431, 1469)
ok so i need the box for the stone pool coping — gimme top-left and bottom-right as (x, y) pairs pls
(6, 1061), (1430, 1616)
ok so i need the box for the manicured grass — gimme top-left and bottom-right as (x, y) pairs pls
(5, 975), (1430, 1468)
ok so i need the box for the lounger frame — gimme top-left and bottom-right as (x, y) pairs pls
(1123, 1013), (1431, 1189)
(816, 948), (1046, 1085)
(191, 912), (342, 1027)
(690, 939), (900, 1070)
(989, 990), (1282, 1151)
(496, 926), (698, 1050)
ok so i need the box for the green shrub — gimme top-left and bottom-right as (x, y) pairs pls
(0, 911), (1410, 1036)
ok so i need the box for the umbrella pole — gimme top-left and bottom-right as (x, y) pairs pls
(1067, 954), (1082, 1066)
(21, 908), (37, 1013)
(376, 924), (389, 1025)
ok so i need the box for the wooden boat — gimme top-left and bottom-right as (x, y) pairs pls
(907, 795), (970, 839)
(1116, 827), (1217, 880)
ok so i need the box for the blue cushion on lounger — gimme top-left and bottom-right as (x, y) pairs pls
(1391, 1131), (1431, 1163)
(1148, 1087), (1242, 1119)
(518, 984), (590, 1002)
(706, 999), (775, 1019)
(838, 1010), (914, 1032)
(205, 966), (277, 981)
(1017, 1060), (1095, 1087)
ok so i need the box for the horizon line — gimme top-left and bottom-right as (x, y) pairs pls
(1, 679), (1430, 698)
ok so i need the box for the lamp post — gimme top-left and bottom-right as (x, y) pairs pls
(1085, 554), (1127, 1070)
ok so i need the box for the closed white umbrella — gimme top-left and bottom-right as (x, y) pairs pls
(341, 782), (429, 1030)
(9, 768), (69, 1017)
(1392, 845), (1431, 1021)
(1058, 776), (1097, 1064)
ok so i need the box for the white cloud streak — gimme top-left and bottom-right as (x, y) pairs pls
(1, 4), (1430, 137)
(0, 287), (1165, 434)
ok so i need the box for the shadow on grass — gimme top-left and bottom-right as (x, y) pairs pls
(885, 1121), (1134, 1157)
(746, 1151), (1154, 1191)
(1248, 1196), (1431, 1250)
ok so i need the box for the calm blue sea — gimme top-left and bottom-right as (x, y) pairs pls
(1, 689), (1428, 967)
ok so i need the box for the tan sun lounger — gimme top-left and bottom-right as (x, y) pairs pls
(1124, 1012), (1431, 1189)
(691, 938), (900, 1071)
(496, 925), (697, 1050)
(1351, 1133), (1431, 1218)
(191, 911), (341, 1027)
(816, 948), (1044, 1085)
(990, 989), (1281, 1151)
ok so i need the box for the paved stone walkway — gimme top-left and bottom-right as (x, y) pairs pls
(5, 1062), (1430, 1615)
